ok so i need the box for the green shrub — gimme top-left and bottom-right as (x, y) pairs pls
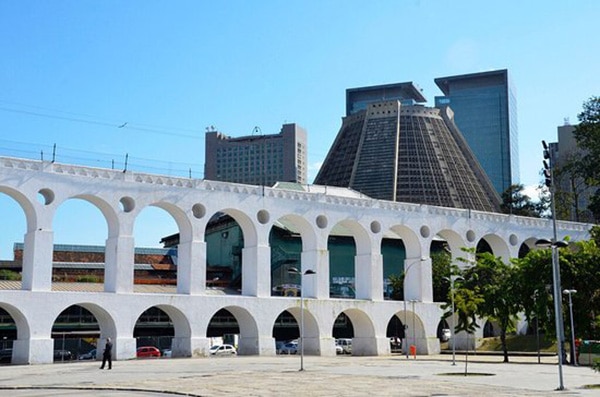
(75, 275), (101, 283)
(592, 358), (600, 373)
(0, 269), (21, 280)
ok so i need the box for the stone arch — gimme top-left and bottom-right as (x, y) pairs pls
(335, 220), (371, 255)
(72, 194), (119, 238)
(0, 186), (37, 233)
(133, 304), (190, 358)
(393, 306), (426, 355)
(0, 302), (30, 340)
(337, 308), (376, 356)
(388, 225), (421, 259)
(209, 305), (259, 355)
(520, 236), (541, 257)
(328, 220), (372, 300)
(147, 202), (193, 244)
(50, 303), (116, 363)
(478, 233), (510, 262)
(51, 197), (112, 289)
(216, 208), (257, 246)
(385, 225), (422, 301)
(149, 304), (191, 339)
(207, 209), (259, 296)
(435, 229), (468, 265)
(269, 214), (318, 297)
(72, 302), (118, 339)
(281, 305), (320, 355)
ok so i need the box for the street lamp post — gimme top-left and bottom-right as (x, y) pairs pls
(410, 299), (418, 358)
(402, 258), (424, 359)
(446, 275), (464, 366)
(287, 267), (316, 372)
(532, 289), (541, 364)
(538, 140), (568, 390)
(563, 289), (577, 366)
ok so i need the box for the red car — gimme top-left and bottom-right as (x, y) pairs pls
(136, 346), (161, 358)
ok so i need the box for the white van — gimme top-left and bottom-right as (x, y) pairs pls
(335, 338), (352, 354)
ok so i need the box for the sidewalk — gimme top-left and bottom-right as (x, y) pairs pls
(1, 354), (599, 396)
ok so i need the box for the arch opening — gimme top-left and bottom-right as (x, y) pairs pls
(51, 304), (101, 362)
(132, 205), (180, 293)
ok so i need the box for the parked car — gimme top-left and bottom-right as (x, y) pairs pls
(53, 349), (73, 361)
(335, 338), (352, 354)
(161, 349), (172, 358)
(78, 348), (97, 360)
(440, 329), (451, 342)
(0, 348), (12, 363)
(136, 346), (161, 358)
(335, 344), (344, 355)
(278, 342), (298, 355)
(209, 344), (237, 356)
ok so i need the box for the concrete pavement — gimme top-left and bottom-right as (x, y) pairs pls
(1, 354), (599, 396)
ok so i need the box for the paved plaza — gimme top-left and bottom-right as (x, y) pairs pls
(1, 354), (599, 396)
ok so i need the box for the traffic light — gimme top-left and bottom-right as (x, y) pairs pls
(541, 140), (552, 188)
(542, 140), (550, 161)
(543, 161), (552, 188)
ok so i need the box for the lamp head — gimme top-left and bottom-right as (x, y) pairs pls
(535, 238), (552, 248)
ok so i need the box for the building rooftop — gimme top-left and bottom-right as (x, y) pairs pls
(434, 69), (508, 95)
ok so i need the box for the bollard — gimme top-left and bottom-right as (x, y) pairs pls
(409, 344), (416, 359)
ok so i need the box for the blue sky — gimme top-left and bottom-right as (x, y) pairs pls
(1, 1), (599, 258)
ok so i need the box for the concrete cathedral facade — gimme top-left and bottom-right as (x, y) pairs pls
(0, 156), (591, 364)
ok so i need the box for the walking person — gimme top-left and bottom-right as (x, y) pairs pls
(100, 337), (113, 370)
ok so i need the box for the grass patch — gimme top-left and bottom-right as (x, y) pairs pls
(582, 384), (600, 389)
(478, 335), (556, 352)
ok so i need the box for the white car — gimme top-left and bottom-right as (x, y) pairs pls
(335, 338), (352, 354)
(278, 342), (298, 354)
(78, 348), (96, 360)
(209, 344), (237, 356)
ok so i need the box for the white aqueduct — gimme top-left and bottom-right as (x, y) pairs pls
(0, 156), (591, 364)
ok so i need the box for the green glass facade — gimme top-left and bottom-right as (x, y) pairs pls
(435, 70), (519, 195)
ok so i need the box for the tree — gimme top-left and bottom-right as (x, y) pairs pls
(500, 184), (546, 217)
(461, 251), (521, 363)
(566, 96), (600, 221)
(431, 248), (454, 302)
(573, 96), (600, 183)
(442, 248), (483, 375)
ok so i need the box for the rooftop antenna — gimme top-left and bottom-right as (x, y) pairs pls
(563, 117), (570, 126)
(252, 126), (262, 135)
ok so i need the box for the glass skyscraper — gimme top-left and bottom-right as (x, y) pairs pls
(435, 70), (519, 195)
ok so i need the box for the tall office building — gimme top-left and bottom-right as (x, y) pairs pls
(314, 98), (501, 212)
(204, 123), (307, 186)
(434, 69), (519, 195)
(554, 123), (595, 222)
(346, 81), (427, 115)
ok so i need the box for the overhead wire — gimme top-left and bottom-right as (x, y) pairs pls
(0, 99), (203, 140)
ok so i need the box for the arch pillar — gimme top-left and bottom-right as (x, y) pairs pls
(21, 229), (54, 291)
(300, 248), (326, 299)
(355, 253), (383, 300)
(237, 335), (274, 355)
(104, 235), (134, 293)
(98, 336), (137, 361)
(17, 337), (54, 364)
(241, 243), (271, 297)
(177, 239), (206, 295)
(352, 336), (384, 356)
(318, 336), (337, 356)
(404, 257), (433, 303)
(171, 336), (209, 357)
